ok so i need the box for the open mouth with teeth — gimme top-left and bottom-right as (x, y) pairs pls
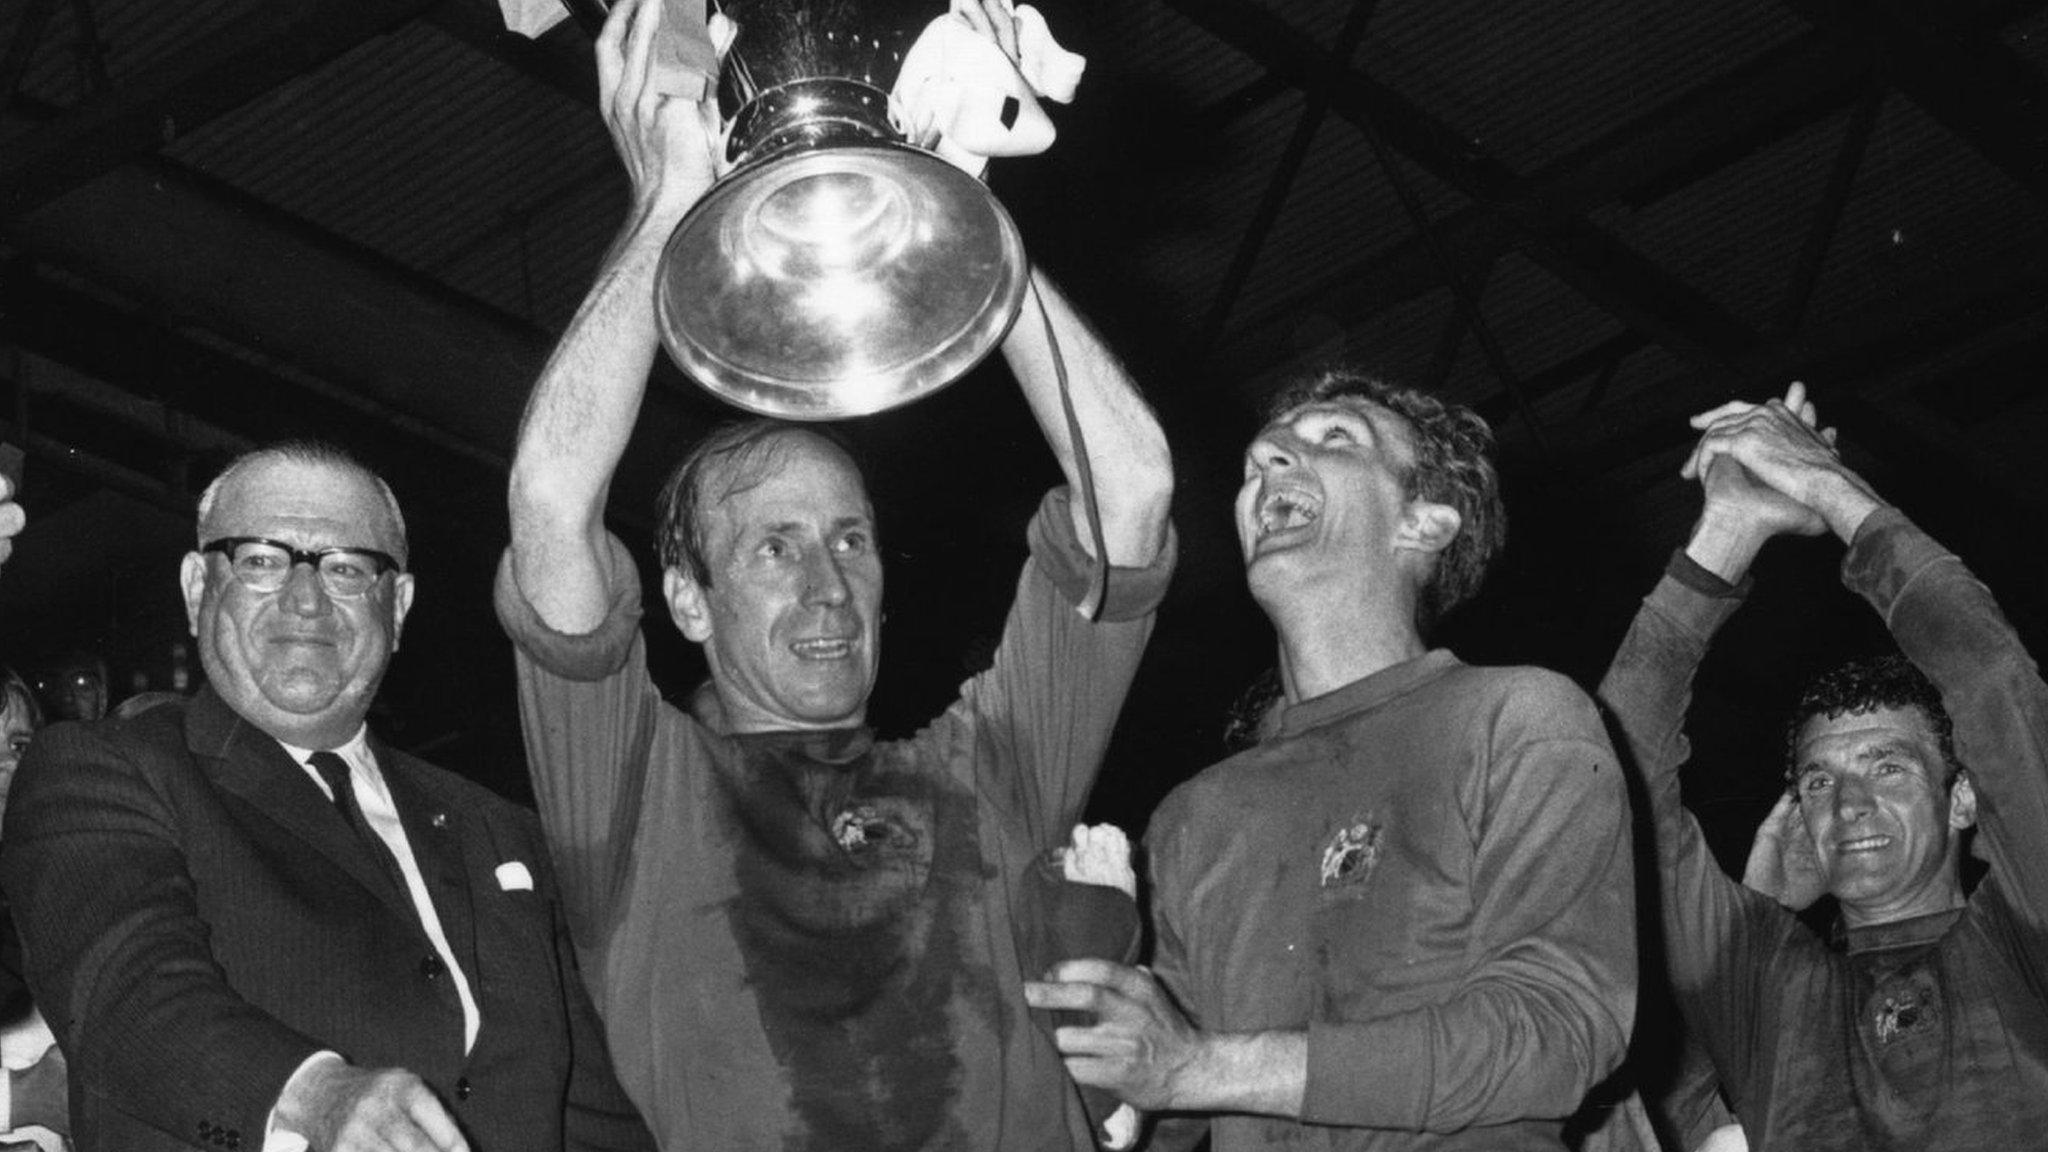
(1255, 488), (1322, 541)
(791, 637), (856, 660)
(1836, 835), (1892, 854)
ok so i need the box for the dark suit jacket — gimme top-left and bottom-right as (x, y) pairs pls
(0, 686), (652, 1152)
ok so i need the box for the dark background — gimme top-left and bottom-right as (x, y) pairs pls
(4, 0), (2048, 881)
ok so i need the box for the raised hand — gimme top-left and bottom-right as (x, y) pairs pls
(1699, 383), (1830, 540)
(1741, 791), (1827, 912)
(596, 0), (725, 223)
(1680, 381), (1881, 542)
(953, 0), (1022, 65)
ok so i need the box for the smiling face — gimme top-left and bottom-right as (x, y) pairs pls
(665, 430), (883, 733)
(1236, 398), (1425, 609)
(182, 456), (414, 750)
(1793, 705), (1974, 927)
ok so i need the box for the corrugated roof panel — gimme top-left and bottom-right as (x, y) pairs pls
(1429, 337), (1493, 410)
(1229, 115), (1408, 326)
(168, 20), (613, 311)
(1104, 0), (1272, 110)
(523, 180), (629, 330)
(1250, 286), (1460, 398)
(1590, 340), (1691, 414)
(2001, 8), (2048, 77)
(1231, 118), (1472, 327)
(1803, 96), (2048, 332)
(1474, 252), (1632, 385)
(1434, 276), (1633, 419)
(1592, 107), (1850, 333)
(1134, 88), (1313, 328)
(437, 173), (627, 330)
(1257, 0), (1363, 55)
(434, 172), (618, 330)
(1362, 0), (1805, 173)
(19, 0), (265, 111)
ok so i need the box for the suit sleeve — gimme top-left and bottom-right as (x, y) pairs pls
(1298, 679), (1636, 1130)
(1844, 510), (2048, 962)
(944, 488), (1175, 844)
(0, 720), (323, 1145)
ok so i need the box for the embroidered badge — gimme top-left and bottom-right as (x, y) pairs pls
(831, 804), (904, 853)
(1319, 821), (1383, 887)
(1870, 971), (1939, 1045)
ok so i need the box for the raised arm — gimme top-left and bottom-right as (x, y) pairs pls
(1598, 385), (1833, 987)
(1839, 495), (2048, 933)
(1001, 275), (1173, 567)
(507, 0), (720, 633)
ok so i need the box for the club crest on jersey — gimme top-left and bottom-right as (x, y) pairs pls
(1320, 821), (1383, 888)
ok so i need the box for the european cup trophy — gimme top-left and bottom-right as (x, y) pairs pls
(649, 0), (1077, 418)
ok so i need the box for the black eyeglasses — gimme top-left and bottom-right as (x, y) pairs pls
(201, 537), (403, 599)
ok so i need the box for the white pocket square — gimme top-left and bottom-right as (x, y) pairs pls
(495, 861), (534, 892)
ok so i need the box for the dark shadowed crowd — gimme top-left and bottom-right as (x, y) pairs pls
(0, 2), (2041, 1151)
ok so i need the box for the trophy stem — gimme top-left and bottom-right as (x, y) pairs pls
(725, 77), (899, 170)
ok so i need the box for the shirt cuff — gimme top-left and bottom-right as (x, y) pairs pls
(1646, 557), (1750, 646)
(1303, 1014), (1432, 1128)
(1665, 547), (1750, 600)
(1026, 487), (1177, 622)
(264, 1051), (344, 1152)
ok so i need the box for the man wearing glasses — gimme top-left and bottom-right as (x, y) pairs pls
(0, 443), (648, 1152)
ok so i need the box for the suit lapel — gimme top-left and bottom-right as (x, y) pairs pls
(378, 743), (480, 990)
(190, 688), (420, 926)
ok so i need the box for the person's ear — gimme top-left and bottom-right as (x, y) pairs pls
(1949, 771), (1978, 831)
(663, 568), (714, 643)
(1395, 500), (1461, 557)
(179, 552), (208, 636)
(387, 573), (417, 652)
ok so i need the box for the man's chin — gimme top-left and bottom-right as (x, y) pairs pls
(243, 677), (365, 728)
(1823, 869), (1896, 907)
(789, 693), (870, 727)
(779, 676), (874, 728)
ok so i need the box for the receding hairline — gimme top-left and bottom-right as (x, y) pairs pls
(698, 427), (869, 515)
(195, 447), (409, 563)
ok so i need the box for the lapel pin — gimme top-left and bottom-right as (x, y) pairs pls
(431, 812), (449, 829)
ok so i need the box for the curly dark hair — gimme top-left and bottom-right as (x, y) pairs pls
(1221, 667), (1285, 753)
(654, 419), (867, 588)
(1784, 654), (1963, 787)
(1262, 367), (1505, 629)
